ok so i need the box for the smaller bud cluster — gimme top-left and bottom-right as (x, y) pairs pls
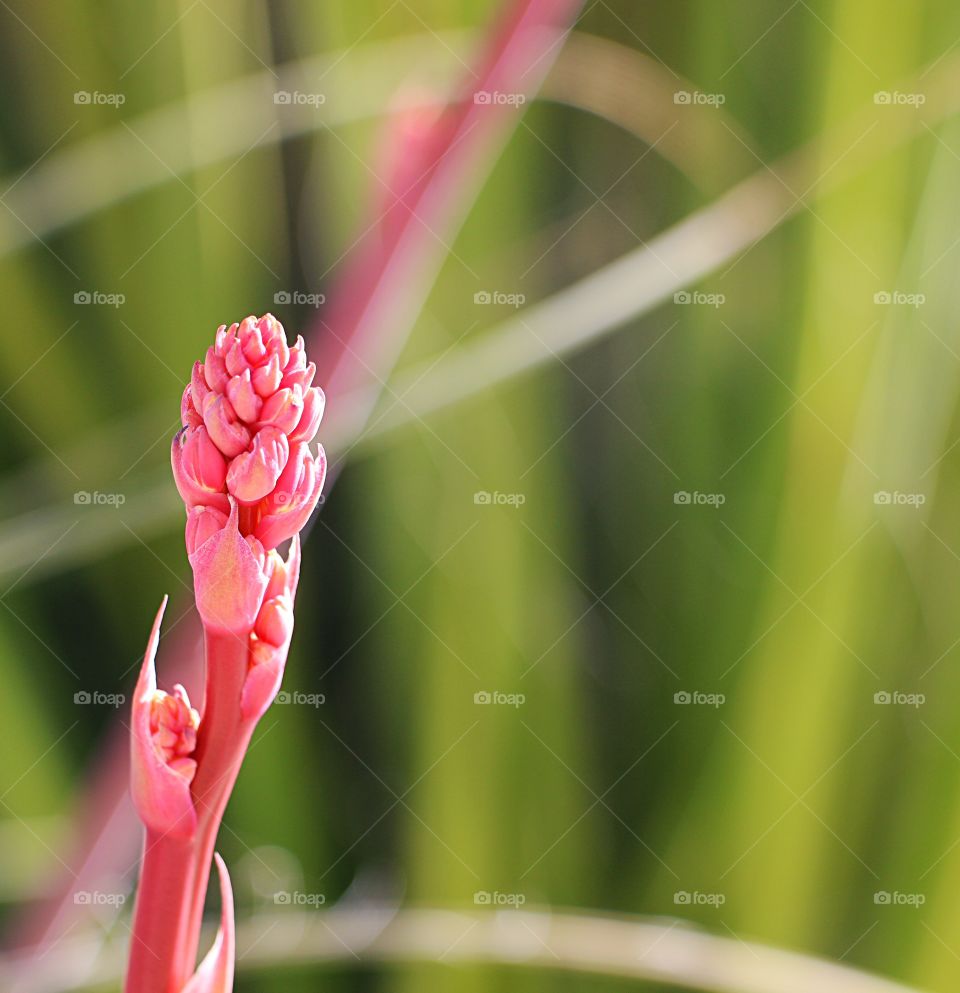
(130, 599), (200, 840)
(148, 685), (199, 783)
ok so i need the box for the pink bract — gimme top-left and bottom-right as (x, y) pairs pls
(130, 597), (198, 839)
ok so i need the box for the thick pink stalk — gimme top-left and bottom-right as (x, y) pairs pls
(178, 631), (253, 980)
(126, 833), (196, 993)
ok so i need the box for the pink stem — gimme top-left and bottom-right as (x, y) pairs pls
(178, 629), (254, 981)
(124, 831), (195, 993)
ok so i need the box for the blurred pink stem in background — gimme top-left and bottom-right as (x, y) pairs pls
(314, 0), (584, 460)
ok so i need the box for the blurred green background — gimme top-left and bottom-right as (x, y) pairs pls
(1, 0), (960, 990)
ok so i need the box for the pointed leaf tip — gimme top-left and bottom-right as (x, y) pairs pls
(181, 853), (235, 993)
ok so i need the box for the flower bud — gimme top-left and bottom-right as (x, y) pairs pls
(181, 385), (203, 430)
(253, 444), (326, 551)
(203, 347), (229, 392)
(251, 353), (282, 397)
(172, 427), (229, 512)
(225, 369), (262, 423)
(225, 426), (289, 505)
(288, 386), (324, 444)
(201, 393), (251, 459)
(281, 359), (316, 393)
(258, 387), (303, 435)
(255, 597), (293, 647)
(130, 598), (198, 839)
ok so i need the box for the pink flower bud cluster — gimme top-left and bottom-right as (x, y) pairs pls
(172, 314), (325, 555)
(148, 685), (199, 783)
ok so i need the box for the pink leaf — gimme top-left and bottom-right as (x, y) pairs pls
(180, 854), (235, 993)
